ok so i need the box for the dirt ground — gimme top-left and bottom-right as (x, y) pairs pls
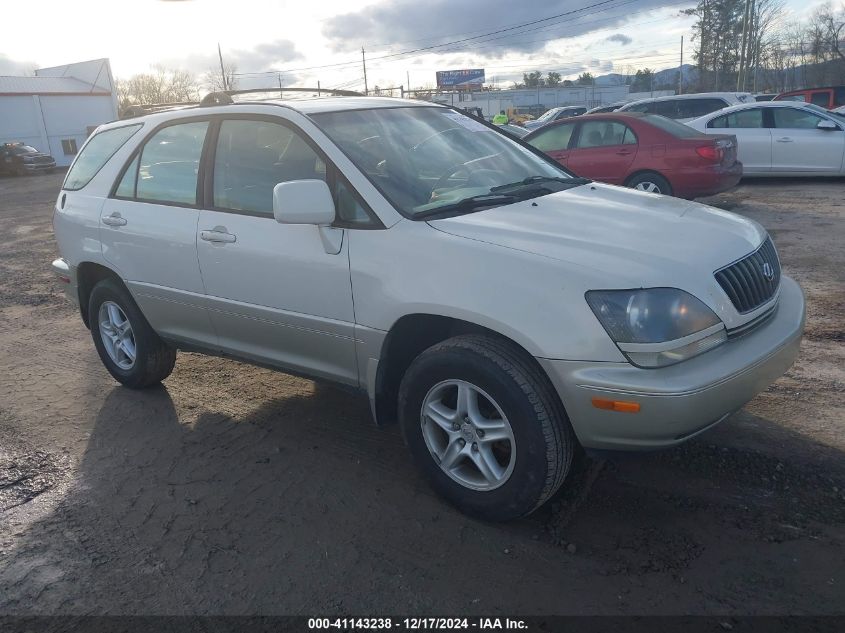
(0, 172), (843, 616)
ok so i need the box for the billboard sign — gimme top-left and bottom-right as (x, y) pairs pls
(436, 69), (485, 89)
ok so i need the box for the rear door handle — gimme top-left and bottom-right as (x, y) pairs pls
(776, 137), (793, 143)
(616, 150), (633, 155)
(102, 213), (127, 227)
(200, 229), (237, 243)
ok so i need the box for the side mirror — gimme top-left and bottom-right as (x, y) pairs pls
(817, 119), (840, 131)
(272, 180), (335, 225)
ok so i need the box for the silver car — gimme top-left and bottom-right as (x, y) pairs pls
(51, 97), (804, 520)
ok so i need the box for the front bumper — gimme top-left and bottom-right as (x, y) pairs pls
(51, 258), (79, 306)
(539, 275), (805, 450)
(23, 162), (56, 172)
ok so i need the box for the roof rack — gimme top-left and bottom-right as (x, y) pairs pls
(198, 86), (364, 106)
(119, 101), (199, 119)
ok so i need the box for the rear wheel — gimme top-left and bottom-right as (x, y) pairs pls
(88, 278), (176, 388)
(399, 335), (575, 521)
(626, 171), (672, 196)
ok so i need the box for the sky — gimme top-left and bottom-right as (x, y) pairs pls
(0, 0), (831, 93)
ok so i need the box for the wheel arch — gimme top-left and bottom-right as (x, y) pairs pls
(76, 261), (127, 328)
(371, 313), (565, 428)
(624, 169), (672, 192)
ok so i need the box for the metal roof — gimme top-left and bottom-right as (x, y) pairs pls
(0, 75), (111, 95)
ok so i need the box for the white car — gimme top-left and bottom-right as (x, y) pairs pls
(51, 97), (804, 520)
(617, 92), (754, 122)
(687, 101), (845, 176)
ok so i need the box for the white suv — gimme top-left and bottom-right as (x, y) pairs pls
(51, 97), (804, 520)
(617, 92), (754, 122)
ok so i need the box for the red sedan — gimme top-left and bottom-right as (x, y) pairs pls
(524, 112), (742, 198)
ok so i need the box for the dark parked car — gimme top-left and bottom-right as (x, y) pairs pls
(524, 112), (742, 199)
(0, 142), (57, 176)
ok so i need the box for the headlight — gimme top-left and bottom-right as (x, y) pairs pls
(586, 288), (726, 368)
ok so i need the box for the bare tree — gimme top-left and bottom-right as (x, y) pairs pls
(203, 63), (239, 93)
(116, 66), (199, 108)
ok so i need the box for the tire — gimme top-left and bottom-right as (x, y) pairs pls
(398, 335), (575, 521)
(88, 278), (176, 388)
(626, 171), (672, 196)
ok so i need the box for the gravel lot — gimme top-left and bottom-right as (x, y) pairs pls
(0, 172), (843, 616)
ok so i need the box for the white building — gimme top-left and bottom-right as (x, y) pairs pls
(0, 59), (119, 167)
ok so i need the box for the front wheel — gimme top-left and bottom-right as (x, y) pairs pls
(626, 171), (672, 196)
(398, 335), (575, 521)
(88, 278), (176, 388)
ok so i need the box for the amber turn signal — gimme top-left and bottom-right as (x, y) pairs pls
(591, 397), (641, 413)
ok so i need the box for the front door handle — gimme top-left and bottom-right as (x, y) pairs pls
(102, 213), (127, 227)
(776, 137), (794, 143)
(200, 229), (237, 243)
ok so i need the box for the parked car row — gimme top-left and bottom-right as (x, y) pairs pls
(511, 96), (845, 199)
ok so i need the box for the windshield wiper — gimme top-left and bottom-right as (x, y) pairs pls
(490, 175), (591, 192)
(413, 194), (518, 220)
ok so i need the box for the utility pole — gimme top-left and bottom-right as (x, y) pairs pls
(217, 43), (228, 92)
(362, 47), (369, 96)
(278, 73), (283, 99)
(678, 36), (684, 95)
(318, 80), (321, 98)
(737, 0), (752, 91)
(407, 71), (410, 98)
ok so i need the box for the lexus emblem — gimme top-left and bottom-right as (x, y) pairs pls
(762, 262), (775, 282)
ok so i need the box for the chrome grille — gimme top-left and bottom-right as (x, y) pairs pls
(714, 237), (780, 313)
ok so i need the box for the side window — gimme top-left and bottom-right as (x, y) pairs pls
(810, 92), (829, 107)
(63, 124), (142, 191)
(575, 121), (633, 148)
(835, 87), (845, 106)
(677, 98), (726, 119)
(335, 178), (373, 226)
(213, 119), (326, 216)
(650, 101), (678, 118)
(528, 124), (575, 151)
(780, 94), (806, 102)
(621, 126), (637, 145)
(115, 155), (139, 198)
(772, 108), (825, 129)
(136, 121), (209, 205)
(625, 103), (650, 113)
(710, 108), (764, 128)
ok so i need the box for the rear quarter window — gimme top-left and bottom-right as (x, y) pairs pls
(63, 124), (142, 191)
(642, 114), (708, 139)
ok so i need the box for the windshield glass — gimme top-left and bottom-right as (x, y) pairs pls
(311, 106), (571, 218)
(536, 108), (560, 122)
(805, 103), (845, 123)
(12, 145), (39, 154)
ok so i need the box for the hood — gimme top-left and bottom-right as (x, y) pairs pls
(427, 182), (766, 289)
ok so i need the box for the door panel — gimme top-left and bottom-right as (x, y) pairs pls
(566, 121), (637, 183)
(706, 108), (771, 173)
(771, 108), (845, 172)
(196, 211), (358, 384)
(196, 117), (358, 384)
(100, 120), (216, 346)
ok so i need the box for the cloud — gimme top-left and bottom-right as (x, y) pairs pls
(0, 54), (37, 76)
(158, 39), (303, 78)
(323, 0), (674, 55)
(606, 33), (632, 45)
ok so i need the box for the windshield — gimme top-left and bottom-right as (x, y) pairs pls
(11, 145), (39, 154)
(536, 108), (560, 122)
(805, 103), (845, 124)
(311, 106), (574, 218)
